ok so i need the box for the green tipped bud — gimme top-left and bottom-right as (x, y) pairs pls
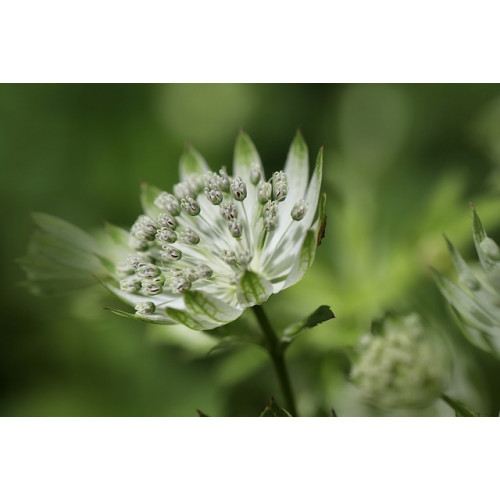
(218, 167), (231, 192)
(136, 263), (161, 279)
(154, 192), (180, 216)
(161, 245), (182, 261)
(272, 171), (288, 202)
(250, 164), (262, 185)
(205, 188), (223, 205)
(257, 181), (272, 204)
(230, 177), (247, 201)
(291, 199), (308, 221)
(120, 277), (141, 293)
(155, 227), (177, 244)
(222, 250), (237, 265)
(220, 202), (238, 221)
(263, 201), (279, 231)
(228, 220), (242, 238)
(181, 196), (200, 216)
(157, 213), (177, 230)
(135, 301), (155, 316)
(179, 228), (200, 245)
(141, 279), (163, 295)
(197, 264), (213, 279)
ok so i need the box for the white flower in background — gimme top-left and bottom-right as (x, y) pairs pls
(435, 207), (500, 358)
(20, 132), (325, 331)
(350, 313), (449, 409)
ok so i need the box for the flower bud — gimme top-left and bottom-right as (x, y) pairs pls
(257, 181), (272, 204)
(291, 200), (308, 221)
(181, 196), (201, 216)
(220, 202), (238, 221)
(154, 192), (180, 216)
(230, 177), (247, 201)
(135, 301), (155, 316)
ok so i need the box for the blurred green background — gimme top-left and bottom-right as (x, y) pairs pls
(2, 83), (500, 416)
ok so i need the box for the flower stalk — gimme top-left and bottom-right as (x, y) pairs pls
(253, 304), (297, 416)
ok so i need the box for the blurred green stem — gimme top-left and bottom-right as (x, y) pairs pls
(253, 305), (297, 416)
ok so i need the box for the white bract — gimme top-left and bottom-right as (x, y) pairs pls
(436, 208), (500, 358)
(21, 132), (325, 331)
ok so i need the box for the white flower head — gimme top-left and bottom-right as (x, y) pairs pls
(350, 313), (449, 409)
(98, 131), (324, 330)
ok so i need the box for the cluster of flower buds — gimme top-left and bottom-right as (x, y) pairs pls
(350, 313), (449, 409)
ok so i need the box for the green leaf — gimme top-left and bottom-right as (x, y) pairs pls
(183, 291), (242, 325)
(140, 182), (163, 218)
(259, 397), (292, 417)
(237, 270), (273, 307)
(282, 305), (335, 346)
(179, 145), (210, 181)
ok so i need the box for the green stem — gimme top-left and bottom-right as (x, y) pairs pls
(253, 304), (297, 416)
(441, 393), (477, 417)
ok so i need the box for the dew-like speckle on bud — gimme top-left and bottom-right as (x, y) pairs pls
(181, 197), (201, 216)
(135, 301), (155, 316)
(480, 237), (500, 260)
(141, 279), (163, 295)
(136, 263), (161, 279)
(220, 202), (238, 221)
(263, 201), (279, 231)
(154, 192), (180, 216)
(230, 177), (247, 201)
(291, 199), (308, 221)
(222, 250), (237, 265)
(228, 220), (242, 238)
(155, 227), (177, 244)
(197, 264), (213, 279)
(120, 277), (141, 293)
(179, 228), (200, 245)
(250, 164), (261, 185)
(272, 171), (288, 202)
(161, 245), (182, 261)
(257, 181), (272, 204)
(157, 213), (177, 230)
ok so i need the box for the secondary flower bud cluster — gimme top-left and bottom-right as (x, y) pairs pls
(350, 313), (449, 409)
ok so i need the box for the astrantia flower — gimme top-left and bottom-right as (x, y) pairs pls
(435, 207), (500, 358)
(20, 131), (325, 331)
(350, 313), (449, 409)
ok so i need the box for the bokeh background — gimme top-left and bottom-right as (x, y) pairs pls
(2, 83), (500, 416)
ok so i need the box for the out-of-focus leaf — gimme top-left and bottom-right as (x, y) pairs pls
(441, 394), (479, 417)
(282, 305), (335, 347)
